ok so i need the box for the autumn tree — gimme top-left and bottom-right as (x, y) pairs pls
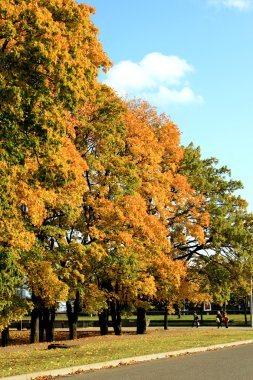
(71, 85), (144, 335)
(122, 100), (210, 332)
(0, 0), (110, 164)
(70, 92), (192, 336)
(0, 0), (110, 341)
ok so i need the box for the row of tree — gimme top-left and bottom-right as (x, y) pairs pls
(1, 0), (253, 345)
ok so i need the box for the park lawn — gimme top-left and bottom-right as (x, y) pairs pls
(20, 312), (249, 323)
(1, 328), (253, 378)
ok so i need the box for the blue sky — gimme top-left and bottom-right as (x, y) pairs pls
(84, 0), (253, 211)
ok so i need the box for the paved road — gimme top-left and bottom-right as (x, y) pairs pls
(57, 343), (253, 380)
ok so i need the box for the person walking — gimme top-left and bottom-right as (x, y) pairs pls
(216, 310), (222, 328)
(223, 312), (229, 328)
(192, 311), (199, 328)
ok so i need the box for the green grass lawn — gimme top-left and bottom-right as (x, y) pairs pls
(20, 312), (249, 323)
(147, 313), (249, 326)
(122, 313), (249, 327)
(1, 328), (253, 378)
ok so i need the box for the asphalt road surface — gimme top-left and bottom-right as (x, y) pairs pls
(57, 343), (253, 380)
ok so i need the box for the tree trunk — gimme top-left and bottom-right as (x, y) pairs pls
(39, 308), (44, 342)
(44, 307), (56, 342)
(177, 305), (181, 319)
(66, 304), (76, 340)
(39, 306), (55, 342)
(30, 292), (42, 343)
(98, 308), (109, 335)
(1, 327), (9, 347)
(66, 291), (80, 340)
(164, 306), (168, 330)
(136, 307), (146, 334)
(244, 296), (248, 325)
(30, 307), (40, 343)
(110, 299), (122, 335)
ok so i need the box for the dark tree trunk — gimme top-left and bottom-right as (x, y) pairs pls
(110, 300), (122, 335)
(39, 308), (44, 342)
(38, 306), (56, 342)
(164, 306), (168, 330)
(30, 307), (40, 343)
(30, 293), (42, 343)
(44, 307), (56, 342)
(136, 307), (146, 334)
(66, 291), (80, 340)
(1, 327), (9, 347)
(177, 305), (181, 319)
(243, 296), (248, 325)
(98, 308), (109, 335)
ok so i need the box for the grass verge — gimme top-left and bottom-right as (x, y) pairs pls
(1, 328), (253, 378)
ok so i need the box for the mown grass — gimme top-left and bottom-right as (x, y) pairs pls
(20, 312), (249, 323)
(1, 328), (253, 378)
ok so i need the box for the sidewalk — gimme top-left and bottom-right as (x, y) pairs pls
(2, 338), (253, 380)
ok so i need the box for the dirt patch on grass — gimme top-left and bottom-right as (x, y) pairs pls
(7, 330), (100, 346)
(2, 329), (138, 352)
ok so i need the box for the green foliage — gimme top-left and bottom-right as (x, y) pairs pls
(178, 143), (253, 303)
(179, 143), (253, 259)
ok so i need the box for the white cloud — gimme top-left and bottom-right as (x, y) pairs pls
(145, 86), (203, 107)
(208, 0), (253, 10)
(104, 52), (203, 108)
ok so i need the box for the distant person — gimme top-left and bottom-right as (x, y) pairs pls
(223, 312), (229, 328)
(192, 311), (199, 328)
(216, 311), (222, 328)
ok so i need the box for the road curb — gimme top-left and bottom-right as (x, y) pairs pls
(2, 339), (253, 380)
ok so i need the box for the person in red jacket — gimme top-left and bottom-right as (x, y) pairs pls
(223, 312), (229, 328)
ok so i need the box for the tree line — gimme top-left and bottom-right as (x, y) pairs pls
(1, 0), (253, 346)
